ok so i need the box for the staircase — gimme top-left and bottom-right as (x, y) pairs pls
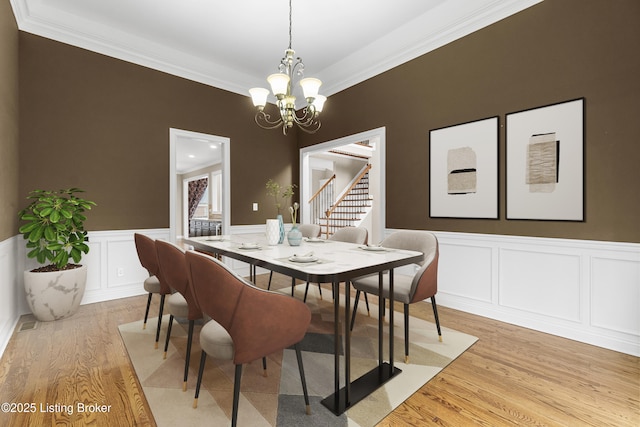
(311, 164), (373, 239)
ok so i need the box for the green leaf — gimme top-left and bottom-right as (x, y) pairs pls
(70, 248), (81, 263)
(19, 222), (40, 234)
(29, 226), (44, 243)
(43, 226), (56, 242)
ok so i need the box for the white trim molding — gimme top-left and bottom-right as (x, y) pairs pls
(424, 231), (640, 357)
(0, 236), (20, 357)
(4, 227), (638, 359)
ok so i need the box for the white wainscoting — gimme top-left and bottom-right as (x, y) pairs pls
(3, 228), (638, 359)
(429, 231), (640, 357)
(13, 229), (171, 317)
(0, 236), (19, 357)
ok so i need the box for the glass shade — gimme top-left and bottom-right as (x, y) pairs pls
(267, 73), (290, 97)
(300, 77), (322, 99)
(312, 95), (327, 113)
(249, 87), (269, 108)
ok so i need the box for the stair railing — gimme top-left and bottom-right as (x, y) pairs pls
(308, 174), (335, 234)
(323, 163), (372, 238)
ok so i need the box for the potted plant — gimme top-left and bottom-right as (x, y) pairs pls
(265, 179), (296, 244)
(18, 188), (96, 321)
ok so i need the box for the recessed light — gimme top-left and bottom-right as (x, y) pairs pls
(188, 154), (195, 158)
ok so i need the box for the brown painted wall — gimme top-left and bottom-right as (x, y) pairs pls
(18, 34), (299, 230)
(0, 2), (19, 241)
(300, 0), (640, 243)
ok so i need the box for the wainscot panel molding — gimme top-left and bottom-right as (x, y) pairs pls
(7, 227), (637, 359)
(0, 236), (20, 358)
(424, 230), (640, 357)
(16, 229), (171, 317)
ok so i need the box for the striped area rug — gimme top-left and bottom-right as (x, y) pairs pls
(119, 284), (477, 426)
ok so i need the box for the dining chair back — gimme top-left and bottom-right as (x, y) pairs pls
(329, 226), (368, 244)
(186, 250), (311, 426)
(134, 233), (170, 348)
(351, 230), (441, 363)
(156, 240), (202, 391)
(298, 223), (321, 238)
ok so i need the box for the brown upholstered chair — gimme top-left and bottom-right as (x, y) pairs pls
(134, 233), (171, 348)
(303, 226), (369, 302)
(155, 240), (203, 391)
(186, 250), (311, 426)
(351, 230), (442, 363)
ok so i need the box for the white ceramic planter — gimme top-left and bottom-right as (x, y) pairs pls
(24, 265), (87, 321)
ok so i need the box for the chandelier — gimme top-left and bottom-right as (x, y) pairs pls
(249, 0), (326, 135)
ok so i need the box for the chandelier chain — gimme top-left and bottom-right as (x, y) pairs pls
(288, 0), (292, 50)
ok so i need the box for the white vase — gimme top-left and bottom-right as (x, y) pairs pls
(23, 264), (87, 322)
(266, 219), (280, 245)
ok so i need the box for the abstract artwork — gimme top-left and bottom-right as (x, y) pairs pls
(506, 98), (584, 220)
(429, 116), (499, 219)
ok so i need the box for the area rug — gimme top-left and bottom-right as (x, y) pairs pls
(119, 285), (477, 426)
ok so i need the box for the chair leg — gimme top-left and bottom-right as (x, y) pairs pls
(262, 356), (268, 377)
(267, 271), (273, 290)
(303, 281), (310, 302)
(163, 314), (174, 359)
(155, 294), (166, 349)
(404, 304), (410, 364)
(294, 343), (311, 415)
(350, 290), (361, 331)
(231, 364), (243, 427)
(143, 293), (153, 329)
(193, 351), (207, 408)
(431, 296), (443, 342)
(184, 319), (195, 391)
(363, 292), (370, 316)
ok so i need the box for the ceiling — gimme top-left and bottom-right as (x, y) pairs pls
(10, 0), (542, 171)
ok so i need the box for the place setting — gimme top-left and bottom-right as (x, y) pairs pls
(357, 243), (391, 253)
(236, 242), (262, 250)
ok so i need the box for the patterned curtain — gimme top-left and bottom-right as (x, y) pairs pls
(187, 178), (208, 220)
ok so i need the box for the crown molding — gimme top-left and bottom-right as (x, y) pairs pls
(10, 0), (542, 98)
(318, 0), (543, 95)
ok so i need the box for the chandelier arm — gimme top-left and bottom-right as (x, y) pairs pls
(255, 110), (284, 130)
(297, 120), (321, 134)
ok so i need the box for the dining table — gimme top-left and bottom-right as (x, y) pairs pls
(183, 232), (423, 416)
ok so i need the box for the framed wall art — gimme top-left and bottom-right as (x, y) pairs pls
(506, 98), (585, 221)
(429, 116), (499, 219)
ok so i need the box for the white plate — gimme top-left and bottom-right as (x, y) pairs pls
(289, 255), (318, 263)
(239, 243), (260, 249)
(361, 245), (386, 251)
(305, 237), (325, 243)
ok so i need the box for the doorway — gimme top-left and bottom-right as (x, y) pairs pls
(169, 128), (230, 242)
(299, 127), (386, 243)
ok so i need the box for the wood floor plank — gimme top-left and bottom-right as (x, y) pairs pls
(0, 273), (638, 426)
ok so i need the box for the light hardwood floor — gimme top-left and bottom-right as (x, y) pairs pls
(1, 274), (638, 426)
